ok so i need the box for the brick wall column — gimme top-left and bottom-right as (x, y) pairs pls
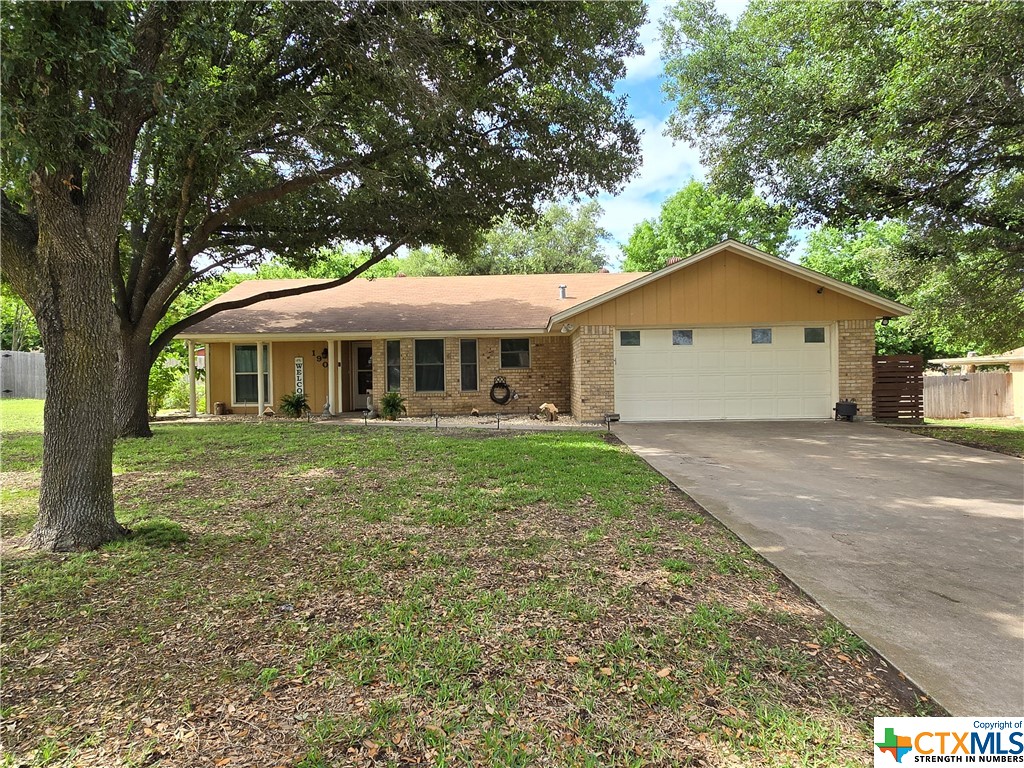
(837, 319), (875, 418)
(570, 325), (614, 422)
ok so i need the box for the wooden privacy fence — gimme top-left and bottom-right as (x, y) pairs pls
(924, 372), (1013, 419)
(873, 354), (924, 422)
(0, 350), (46, 399)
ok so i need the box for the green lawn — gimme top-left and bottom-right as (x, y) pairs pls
(891, 418), (1024, 457)
(1, 399), (935, 767)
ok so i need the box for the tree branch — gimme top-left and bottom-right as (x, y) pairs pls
(150, 237), (408, 355)
(184, 158), (366, 259)
(0, 192), (44, 310)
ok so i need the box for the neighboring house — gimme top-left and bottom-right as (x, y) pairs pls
(178, 240), (909, 421)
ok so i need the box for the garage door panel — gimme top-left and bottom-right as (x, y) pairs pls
(776, 372), (805, 393)
(801, 372), (831, 393)
(697, 351), (724, 368)
(697, 374), (724, 394)
(722, 399), (752, 418)
(777, 350), (803, 368)
(646, 375), (676, 396)
(721, 374), (750, 394)
(614, 326), (834, 421)
(721, 353), (750, 370)
(697, 399), (725, 419)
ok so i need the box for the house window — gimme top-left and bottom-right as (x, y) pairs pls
(500, 338), (530, 368)
(672, 329), (693, 346)
(415, 339), (445, 392)
(751, 328), (772, 344)
(460, 339), (478, 391)
(619, 330), (640, 347)
(804, 327), (825, 343)
(386, 340), (401, 391)
(234, 344), (269, 404)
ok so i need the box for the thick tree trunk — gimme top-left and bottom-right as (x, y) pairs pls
(113, 332), (155, 439)
(30, 237), (126, 551)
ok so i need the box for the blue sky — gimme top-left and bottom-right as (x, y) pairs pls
(597, 0), (749, 269)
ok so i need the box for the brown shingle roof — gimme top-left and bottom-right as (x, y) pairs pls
(180, 273), (644, 337)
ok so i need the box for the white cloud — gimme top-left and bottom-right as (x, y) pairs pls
(622, 0), (673, 83)
(624, 0), (746, 83)
(595, 0), (751, 270)
(597, 114), (705, 252)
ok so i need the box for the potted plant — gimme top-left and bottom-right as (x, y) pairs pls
(379, 391), (407, 421)
(279, 391), (310, 418)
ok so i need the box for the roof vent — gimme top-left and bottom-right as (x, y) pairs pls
(598, 267), (609, 273)
(558, 284), (567, 300)
(395, 272), (407, 278)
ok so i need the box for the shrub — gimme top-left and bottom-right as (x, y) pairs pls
(279, 391), (310, 418)
(148, 362), (177, 417)
(379, 391), (407, 420)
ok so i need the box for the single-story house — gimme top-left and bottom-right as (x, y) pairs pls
(178, 239), (910, 422)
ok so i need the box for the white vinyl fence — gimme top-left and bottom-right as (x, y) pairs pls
(923, 371), (1012, 419)
(0, 350), (46, 399)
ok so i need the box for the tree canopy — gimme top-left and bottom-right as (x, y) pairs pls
(621, 180), (792, 271)
(0, 1), (645, 548)
(659, 0), (1024, 351)
(403, 201), (611, 276)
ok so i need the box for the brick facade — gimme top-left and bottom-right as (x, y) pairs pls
(570, 325), (614, 422)
(837, 319), (876, 418)
(370, 335), (571, 417)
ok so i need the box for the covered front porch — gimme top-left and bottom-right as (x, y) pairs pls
(188, 338), (375, 417)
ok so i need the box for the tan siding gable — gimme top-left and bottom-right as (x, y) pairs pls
(571, 249), (881, 327)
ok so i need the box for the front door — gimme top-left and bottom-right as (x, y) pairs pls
(353, 343), (373, 408)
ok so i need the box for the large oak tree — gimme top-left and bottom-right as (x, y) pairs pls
(659, 0), (1024, 350)
(1, 1), (643, 549)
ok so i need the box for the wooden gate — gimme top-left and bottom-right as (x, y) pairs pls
(873, 355), (924, 422)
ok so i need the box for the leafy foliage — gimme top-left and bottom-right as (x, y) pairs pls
(279, 391), (311, 419)
(348, 202), (611, 277)
(459, 202), (611, 275)
(3, 1), (646, 445)
(659, 0), (1024, 350)
(803, 222), (1023, 356)
(621, 180), (793, 271)
(147, 361), (178, 418)
(0, 284), (40, 351)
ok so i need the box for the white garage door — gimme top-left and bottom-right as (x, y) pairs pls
(614, 326), (834, 421)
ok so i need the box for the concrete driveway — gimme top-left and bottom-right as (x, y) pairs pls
(614, 421), (1024, 715)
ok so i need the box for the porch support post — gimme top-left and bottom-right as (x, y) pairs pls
(327, 340), (337, 415)
(187, 340), (197, 418)
(256, 339), (266, 417)
(204, 347), (211, 415)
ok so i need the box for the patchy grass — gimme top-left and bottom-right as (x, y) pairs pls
(1, 400), (937, 766)
(889, 417), (1024, 457)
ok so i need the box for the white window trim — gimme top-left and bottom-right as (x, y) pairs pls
(803, 326), (827, 343)
(231, 342), (273, 407)
(618, 330), (641, 347)
(386, 339), (402, 392)
(499, 337), (532, 369)
(414, 338), (446, 393)
(671, 329), (694, 347)
(460, 338), (479, 392)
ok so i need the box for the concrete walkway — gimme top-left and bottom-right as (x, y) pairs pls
(614, 421), (1024, 715)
